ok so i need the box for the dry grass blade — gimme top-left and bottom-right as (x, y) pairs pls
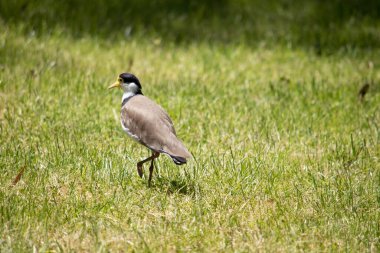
(12, 166), (26, 185)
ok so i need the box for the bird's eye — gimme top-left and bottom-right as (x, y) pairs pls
(118, 78), (122, 82)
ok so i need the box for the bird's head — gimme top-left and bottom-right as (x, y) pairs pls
(108, 73), (143, 95)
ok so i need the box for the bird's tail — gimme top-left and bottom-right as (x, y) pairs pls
(170, 155), (187, 165)
(162, 136), (191, 165)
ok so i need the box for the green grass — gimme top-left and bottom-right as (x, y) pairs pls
(1, 1), (380, 252)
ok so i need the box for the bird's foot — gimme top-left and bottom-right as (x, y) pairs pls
(137, 164), (144, 178)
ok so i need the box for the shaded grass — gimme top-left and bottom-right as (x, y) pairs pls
(1, 0), (380, 50)
(1, 5), (380, 251)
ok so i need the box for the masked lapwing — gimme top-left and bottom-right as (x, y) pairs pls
(109, 73), (191, 185)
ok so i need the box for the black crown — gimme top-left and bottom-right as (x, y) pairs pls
(119, 73), (142, 89)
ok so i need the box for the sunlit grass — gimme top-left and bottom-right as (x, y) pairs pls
(1, 18), (380, 252)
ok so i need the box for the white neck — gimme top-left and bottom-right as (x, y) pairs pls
(122, 91), (135, 102)
(121, 82), (141, 103)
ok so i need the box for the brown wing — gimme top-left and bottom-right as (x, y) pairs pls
(121, 95), (191, 159)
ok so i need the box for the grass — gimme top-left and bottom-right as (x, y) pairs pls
(1, 0), (380, 252)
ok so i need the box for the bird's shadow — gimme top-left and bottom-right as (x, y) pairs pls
(150, 176), (199, 197)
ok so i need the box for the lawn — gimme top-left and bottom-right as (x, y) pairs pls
(0, 0), (379, 252)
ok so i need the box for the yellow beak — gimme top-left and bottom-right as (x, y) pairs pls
(108, 80), (121, 89)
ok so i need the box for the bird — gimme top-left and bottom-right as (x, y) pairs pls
(109, 73), (191, 186)
(358, 83), (370, 101)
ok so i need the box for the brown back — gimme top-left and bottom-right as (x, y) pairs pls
(121, 95), (191, 159)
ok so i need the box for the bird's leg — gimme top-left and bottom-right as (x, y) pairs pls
(137, 151), (160, 179)
(148, 152), (160, 187)
(148, 159), (154, 187)
(137, 155), (154, 178)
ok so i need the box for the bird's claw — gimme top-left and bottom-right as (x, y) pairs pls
(137, 165), (144, 178)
